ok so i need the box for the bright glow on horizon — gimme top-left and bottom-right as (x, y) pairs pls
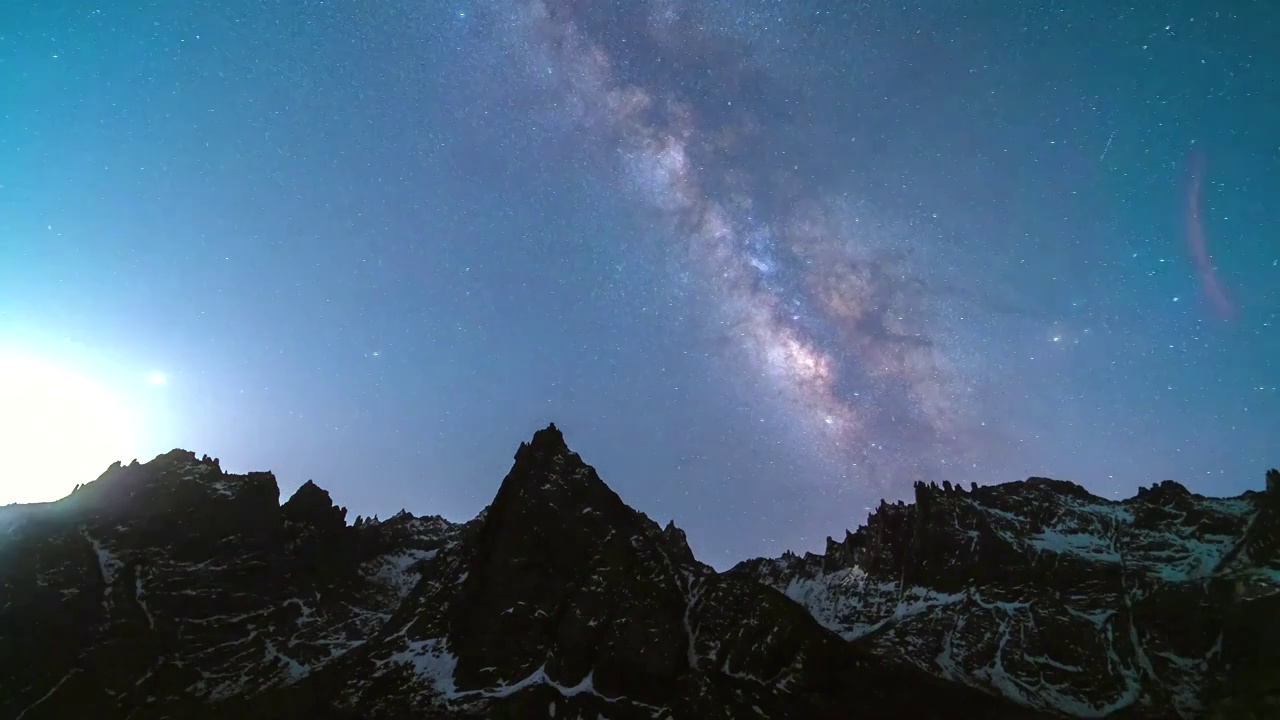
(0, 352), (139, 505)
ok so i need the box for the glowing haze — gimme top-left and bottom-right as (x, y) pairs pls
(0, 352), (140, 504)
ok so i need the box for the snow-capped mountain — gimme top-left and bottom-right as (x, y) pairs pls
(1, 425), (1274, 718)
(733, 473), (1280, 718)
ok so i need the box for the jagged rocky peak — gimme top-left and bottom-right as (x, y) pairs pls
(659, 518), (697, 564)
(472, 424), (672, 564)
(802, 496), (918, 577)
(1134, 478), (1192, 503)
(59, 448), (280, 530)
(79, 448), (204, 489)
(491, 424), (698, 556)
(498, 422), (618, 508)
(282, 479), (348, 531)
(1021, 475), (1097, 500)
(823, 529), (857, 563)
(513, 421), (571, 461)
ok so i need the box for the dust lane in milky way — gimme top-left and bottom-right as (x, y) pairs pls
(481, 0), (987, 491)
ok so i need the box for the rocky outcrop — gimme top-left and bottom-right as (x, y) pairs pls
(2, 429), (1273, 719)
(233, 423), (1035, 719)
(1, 426), (1035, 720)
(733, 472), (1280, 719)
(0, 451), (458, 720)
(1203, 469), (1280, 719)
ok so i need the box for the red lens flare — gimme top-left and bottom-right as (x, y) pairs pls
(1185, 147), (1236, 321)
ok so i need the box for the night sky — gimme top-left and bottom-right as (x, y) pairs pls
(3, 0), (1277, 567)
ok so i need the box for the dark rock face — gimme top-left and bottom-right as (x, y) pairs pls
(1, 450), (457, 720)
(0, 428), (1271, 719)
(249, 423), (1033, 719)
(733, 473), (1280, 719)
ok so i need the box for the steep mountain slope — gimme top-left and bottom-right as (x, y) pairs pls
(1, 426), (1039, 720)
(733, 473), (1280, 719)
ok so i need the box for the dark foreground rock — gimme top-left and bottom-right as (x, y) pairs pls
(1, 425), (1273, 719)
(0, 449), (456, 720)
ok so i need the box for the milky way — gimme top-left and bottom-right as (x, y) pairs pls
(480, 0), (984, 489)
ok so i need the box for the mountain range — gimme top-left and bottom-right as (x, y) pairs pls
(1, 424), (1276, 719)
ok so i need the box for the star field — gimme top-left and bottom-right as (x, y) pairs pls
(2, 0), (1277, 567)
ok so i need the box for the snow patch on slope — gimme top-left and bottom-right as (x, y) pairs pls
(1028, 529), (1121, 561)
(364, 548), (438, 599)
(377, 638), (460, 696)
(176, 460), (240, 498)
(82, 530), (121, 585)
(376, 638), (669, 715)
(135, 568), (156, 629)
(81, 528), (122, 610)
(782, 569), (972, 640)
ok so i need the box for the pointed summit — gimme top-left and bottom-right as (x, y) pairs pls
(500, 422), (609, 503)
(513, 421), (570, 462)
(282, 479), (348, 532)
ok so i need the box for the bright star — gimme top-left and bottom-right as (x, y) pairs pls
(148, 372), (167, 385)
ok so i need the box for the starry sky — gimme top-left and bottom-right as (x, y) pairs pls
(2, 0), (1277, 567)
